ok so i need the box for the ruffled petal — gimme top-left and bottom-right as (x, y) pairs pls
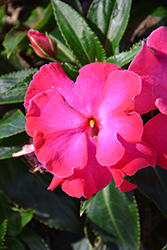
(33, 130), (88, 177)
(94, 70), (143, 166)
(143, 113), (167, 169)
(61, 138), (112, 198)
(48, 176), (65, 190)
(110, 135), (156, 192)
(110, 169), (137, 192)
(72, 62), (121, 117)
(147, 26), (167, 55)
(95, 70), (141, 115)
(96, 112), (143, 166)
(26, 89), (87, 137)
(24, 62), (74, 108)
(153, 85), (167, 115)
(129, 41), (167, 114)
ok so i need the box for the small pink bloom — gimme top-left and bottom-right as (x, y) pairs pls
(25, 62), (146, 198)
(129, 26), (167, 115)
(27, 29), (58, 60)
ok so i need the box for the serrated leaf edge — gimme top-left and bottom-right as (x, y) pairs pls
(51, 0), (106, 66)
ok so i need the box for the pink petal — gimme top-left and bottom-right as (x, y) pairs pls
(33, 130), (88, 177)
(72, 62), (121, 117)
(112, 135), (156, 174)
(110, 169), (137, 192)
(26, 89), (87, 137)
(153, 85), (167, 115)
(61, 138), (113, 198)
(143, 113), (167, 169)
(129, 41), (167, 114)
(110, 135), (156, 192)
(94, 70), (143, 166)
(95, 70), (141, 115)
(96, 113), (143, 166)
(147, 26), (167, 54)
(24, 63), (74, 108)
(48, 176), (65, 190)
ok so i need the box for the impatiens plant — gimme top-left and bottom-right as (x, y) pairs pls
(1, 0), (167, 249)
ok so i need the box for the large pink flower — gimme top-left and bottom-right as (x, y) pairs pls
(25, 62), (149, 198)
(129, 26), (167, 115)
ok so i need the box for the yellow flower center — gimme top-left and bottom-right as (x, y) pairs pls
(89, 119), (95, 128)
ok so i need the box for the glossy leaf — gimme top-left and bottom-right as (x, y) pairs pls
(87, 0), (132, 56)
(86, 180), (140, 250)
(0, 158), (81, 232)
(49, 28), (77, 64)
(5, 237), (26, 250)
(0, 109), (26, 139)
(20, 227), (49, 250)
(106, 40), (142, 67)
(51, 0), (106, 66)
(63, 0), (83, 14)
(6, 208), (22, 237)
(0, 68), (36, 104)
(133, 166), (167, 218)
(20, 209), (34, 228)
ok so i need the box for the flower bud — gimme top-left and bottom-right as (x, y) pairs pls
(27, 29), (58, 60)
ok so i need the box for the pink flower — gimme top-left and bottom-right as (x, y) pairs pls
(27, 29), (58, 60)
(129, 26), (167, 115)
(143, 113), (167, 170)
(24, 62), (153, 198)
(129, 26), (167, 171)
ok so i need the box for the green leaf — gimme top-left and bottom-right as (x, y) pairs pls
(5, 237), (26, 250)
(162, 245), (167, 250)
(133, 165), (167, 218)
(51, 0), (106, 66)
(87, 0), (132, 56)
(20, 227), (49, 250)
(106, 40), (142, 67)
(0, 68), (36, 104)
(0, 158), (82, 232)
(3, 25), (28, 59)
(86, 180), (140, 250)
(49, 28), (77, 64)
(5, 208), (22, 237)
(61, 63), (79, 81)
(20, 209), (34, 228)
(0, 110), (26, 139)
(63, 0), (83, 15)
(0, 132), (29, 160)
(0, 219), (7, 248)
